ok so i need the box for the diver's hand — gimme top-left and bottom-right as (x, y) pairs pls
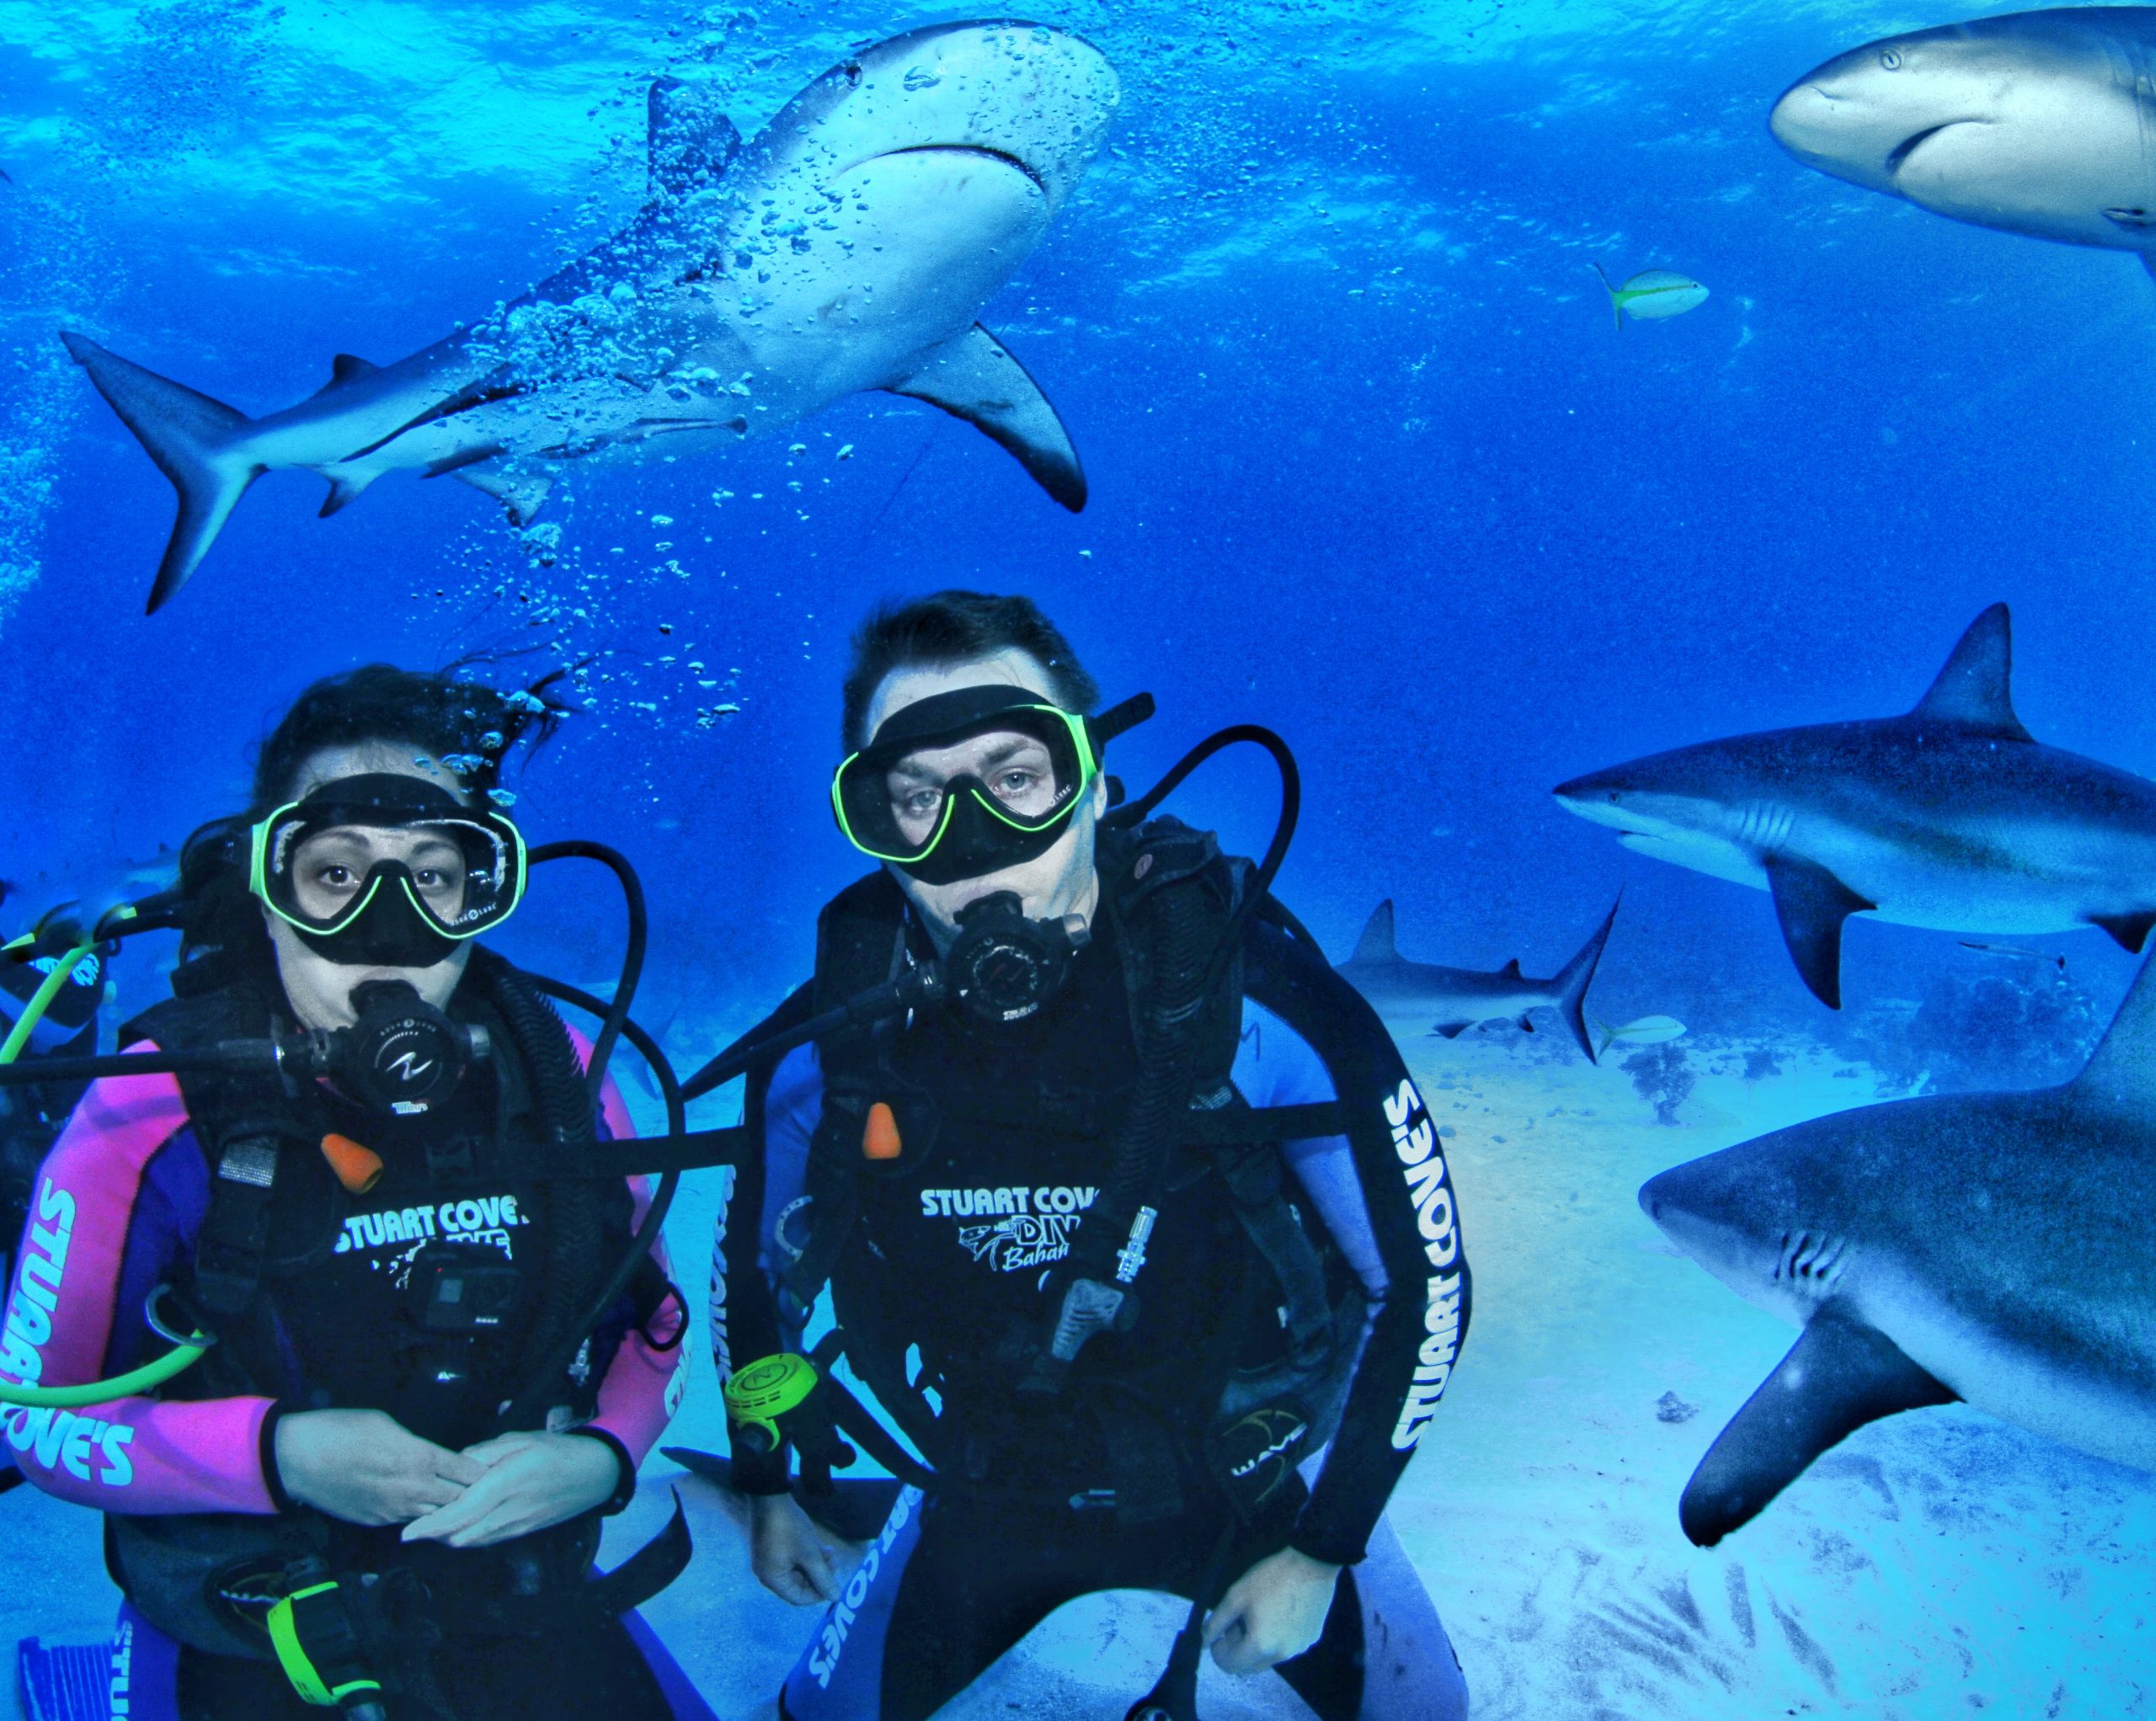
(749, 1491), (840, 1606)
(398, 1431), (620, 1549)
(274, 1409), (488, 1527)
(1203, 1547), (1342, 1675)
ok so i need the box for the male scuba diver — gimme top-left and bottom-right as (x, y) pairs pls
(708, 593), (1471, 1720)
(0, 665), (704, 1720)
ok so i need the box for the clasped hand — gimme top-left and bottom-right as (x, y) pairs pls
(273, 1409), (618, 1548)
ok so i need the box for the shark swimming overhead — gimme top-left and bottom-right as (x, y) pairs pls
(1769, 8), (2156, 273)
(61, 21), (1118, 612)
(1334, 898), (1617, 1062)
(1553, 604), (2156, 1008)
(1639, 950), (2156, 1547)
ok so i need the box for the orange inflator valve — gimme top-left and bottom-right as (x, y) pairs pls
(319, 1133), (385, 1195)
(862, 1102), (903, 1162)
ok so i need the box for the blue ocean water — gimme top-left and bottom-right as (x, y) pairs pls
(4, 1), (2155, 1715)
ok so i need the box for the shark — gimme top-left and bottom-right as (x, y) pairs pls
(61, 20), (1118, 612)
(1552, 604), (2156, 1009)
(1639, 947), (2156, 1546)
(1769, 8), (2156, 276)
(1334, 898), (1617, 1063)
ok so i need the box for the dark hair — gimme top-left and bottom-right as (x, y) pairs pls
(171, 662), (574, 999)
(841, 591), (1099, 748)
(250, 660), (573, 814)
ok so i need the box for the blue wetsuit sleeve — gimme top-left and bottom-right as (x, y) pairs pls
(1241, 915), (1470, 1568)
(714, 1038), (822, 1494)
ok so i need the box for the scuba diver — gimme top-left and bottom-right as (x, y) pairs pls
(0, 665), (703, 1720)
(706, 593), (1472, 1720)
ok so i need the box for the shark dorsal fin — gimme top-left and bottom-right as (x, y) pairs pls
(1351, 900), (1398, 965)
(1908, 604), (2032, 741)
(309, 354), (379, 398)
(1499, 957), (1524, 979)
(648, 76), (741, 199)
(2073, 952), (2156, 1114)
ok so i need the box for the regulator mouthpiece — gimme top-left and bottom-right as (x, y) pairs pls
(945, 892), (1089, 1025)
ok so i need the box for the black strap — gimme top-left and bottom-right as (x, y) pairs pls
(1182, 1101), (1344, 1146)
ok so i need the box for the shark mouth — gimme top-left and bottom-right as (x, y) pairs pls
(1885, 118), (1985, 178)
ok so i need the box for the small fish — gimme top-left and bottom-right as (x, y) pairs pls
(1592, 264), (1709, 331)
(1594, 1014), (1688, 1060)
(1960, 940), (2068, 974)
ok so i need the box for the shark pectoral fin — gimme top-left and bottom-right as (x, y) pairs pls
(2143, 251), (2156, 284)
(648, 76), (740, 198)
(887, 324), (1086, 511)
(1908, 603), (2032, 741)
(1678, 1306), (1956, 1548)
(60, 331), (261, 613)
(1351, 900), (1398, 965)
(453, 461), (555, 527)
(2088, 909), (2156, 954)
(1557, 893), (1621, 1063)
(1433, 1022), (1471, 1039)
(1764, 854), (1874, 1010)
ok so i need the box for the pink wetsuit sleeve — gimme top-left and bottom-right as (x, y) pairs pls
(1, 1052), (278, 1514)
(565, 1033), (686, 1467)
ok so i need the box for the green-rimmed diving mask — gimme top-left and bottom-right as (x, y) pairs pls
(833, 686), (1153, 886)
(251, 773), (526, 968)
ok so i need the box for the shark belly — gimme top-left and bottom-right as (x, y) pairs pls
(733, 148), (1051, 401)
(1854, 1262), (2156, 1474)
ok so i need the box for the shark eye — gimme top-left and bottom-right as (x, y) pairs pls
(1879, 47), (1903, 70)
(1606, 790), (1622, 803)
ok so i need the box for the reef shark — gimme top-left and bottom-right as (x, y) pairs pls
(61, 20), (1118, 612)
(1769, 8), (2156, 274)
(1553, 604), (2156, 1008)
(1639, 948), (2156, 1546)
(1334, 898), (1617, 1062)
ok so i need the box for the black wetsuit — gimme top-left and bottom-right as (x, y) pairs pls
(718, 904), (1472, 1720)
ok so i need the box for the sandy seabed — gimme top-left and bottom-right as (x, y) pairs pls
(6, 1029), (2152, 1718)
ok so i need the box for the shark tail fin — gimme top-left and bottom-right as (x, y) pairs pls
(1350, 899), (1398, 965)
(1556, 893), (1620, 1063)
(1592, 263), (1621, 332)
(60, 332), (261, 613)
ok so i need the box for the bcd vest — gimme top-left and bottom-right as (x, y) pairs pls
(777, 821), (1363, 1526)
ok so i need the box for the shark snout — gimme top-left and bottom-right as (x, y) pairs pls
(1552, 774), (1636, 834)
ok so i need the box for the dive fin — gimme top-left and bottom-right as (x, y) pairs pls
(886, 323), (1086, 511)
(1555, 894), (1620, 1062)
(648, 77), (741, 198)
(1764, 855), (1872, 1010)
(60, 332), (261, 613)
(2088, 909), (2156, 954)
(661, 1447), (900, 1543)
(1678, 1306), (1956, 1547)
(1908, 604), (2031, 741)
(1350, 900), (1398, 965)
(453, 461), (554, 527)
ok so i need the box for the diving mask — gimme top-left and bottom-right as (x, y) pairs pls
(833, 686), (1152, 886)
(250, 774), (526, 968)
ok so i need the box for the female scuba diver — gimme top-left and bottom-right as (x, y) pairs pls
(0, 665), (706, 1721)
